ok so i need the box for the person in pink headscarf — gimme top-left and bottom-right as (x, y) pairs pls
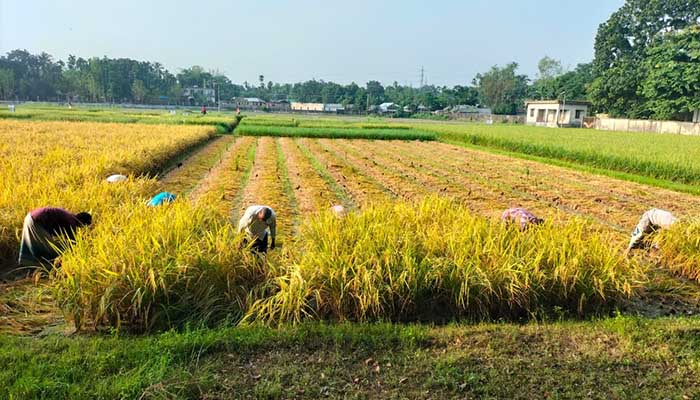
(501, 207), (544, 230)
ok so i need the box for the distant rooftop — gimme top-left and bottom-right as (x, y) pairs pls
(525, 100), (591, 106)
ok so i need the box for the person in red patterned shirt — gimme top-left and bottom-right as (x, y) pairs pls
(18, 207), (92, 267)
(501, 207), (544, 230)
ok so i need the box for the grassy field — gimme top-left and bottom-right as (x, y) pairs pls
(4, 318), (700, 399)
(3, 111), (700, 398)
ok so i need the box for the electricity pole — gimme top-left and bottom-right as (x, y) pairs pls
(419, 66), (425, 88)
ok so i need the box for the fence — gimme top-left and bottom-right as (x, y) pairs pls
(591, 117), (700, 136)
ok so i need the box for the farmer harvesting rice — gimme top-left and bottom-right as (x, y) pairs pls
(237, 205), (276, 253)
(147, 192), (176, 207)
(625, 208), (678, 256)
(18, 207), (92, 267)
(501, 207), (544, 230)
(330, 204), (346, 218)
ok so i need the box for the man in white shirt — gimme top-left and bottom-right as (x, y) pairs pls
(237, 205), (276, 253)
(625, 208), (678, 256)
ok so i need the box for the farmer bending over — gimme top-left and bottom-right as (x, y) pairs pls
(18, 207), (92, 267)
(147, 192), (176, 207)
(501, 207), (544, 230)
(330, 204), (347, 218)
(237, 205), (276, 253)
(625, 208), (678, 256)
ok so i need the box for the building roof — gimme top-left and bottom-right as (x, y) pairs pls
(525, 100), (591, 107)
(240, 97), (264, 102)
(452, 105), (491, 113)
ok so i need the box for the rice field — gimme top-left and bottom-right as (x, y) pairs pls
(4, 114), (700, 398)
(3, 115), (700, 334)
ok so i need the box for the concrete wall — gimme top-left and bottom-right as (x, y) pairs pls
(451, 114), (525, 124)
(594, 117), (700, 136)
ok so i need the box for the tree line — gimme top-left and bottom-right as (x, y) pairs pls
(0, 49), (589, 115)
(0, 0), (697, 118)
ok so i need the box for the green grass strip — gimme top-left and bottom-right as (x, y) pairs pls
(237, 125), (435, 141)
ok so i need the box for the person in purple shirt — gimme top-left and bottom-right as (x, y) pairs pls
(501, 207), (544, 230)
(18, 207), (92, 267)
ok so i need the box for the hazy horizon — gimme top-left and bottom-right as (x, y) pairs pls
(0, 0), (624, 86)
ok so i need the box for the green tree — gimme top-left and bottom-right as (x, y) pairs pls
(365, 80), (385, 105)
(0, 68), (15, 99)
(590, 0), (700, 117)
(473, 63), (528, 114)
(642, 25), (700, 120)
(131, 79), (147, 103)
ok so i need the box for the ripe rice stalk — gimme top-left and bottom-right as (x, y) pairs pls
(244, 196), (646, 325)
(50, 201), (269, 332)
(0, 120), (214, 271)
(657, 218), (700, 282)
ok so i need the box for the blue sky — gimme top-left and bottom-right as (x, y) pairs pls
(0, 0), (624, 86)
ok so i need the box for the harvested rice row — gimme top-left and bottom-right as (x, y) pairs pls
(299, 138), (391, 207)
(381, 140), (614, 226)
(293, 138), (355, 210)
(191, 136), (257, 218)
(277, 138), (343, 218)
(158, 135), (237, 196)
(320, 139), (432, 201)
(406, 141), (700, 230)
(405, 141), (640, 229)
(349, 139), (549, 220)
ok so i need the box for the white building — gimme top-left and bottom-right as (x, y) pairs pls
(525, 100), (591, 127)
(232, 97), (266, 110)
(378, 102), (399, 114)
(323, 103), (345, 113)
(290, 102), (345, 113)
(183, 86), (216, 104)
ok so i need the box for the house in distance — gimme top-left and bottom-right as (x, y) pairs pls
(525, 100), (590, 127)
